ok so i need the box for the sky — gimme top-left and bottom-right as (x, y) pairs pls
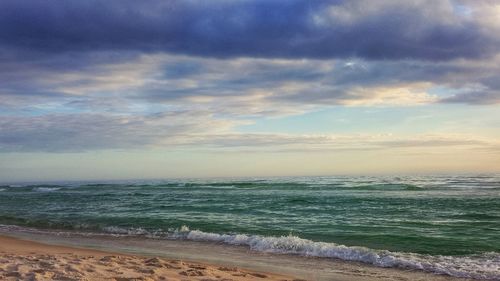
(1, 0), (500, 181)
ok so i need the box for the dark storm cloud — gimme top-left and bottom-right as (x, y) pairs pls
(0, 0), (497, 61)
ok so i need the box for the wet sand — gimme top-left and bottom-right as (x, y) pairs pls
(0, 235), (296, 281)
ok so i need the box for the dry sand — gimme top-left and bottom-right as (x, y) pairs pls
(0, 235), (298, 281)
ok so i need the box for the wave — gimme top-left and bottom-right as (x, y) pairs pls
(2, 176), (498, 192)
(99, 225), (499, 280)
(102, 226), (150, 236)
(33, 187), (61, 192)
(0, 184), (66, 192)
(343, 184), (425, 191)
(174, 226), (500, 280)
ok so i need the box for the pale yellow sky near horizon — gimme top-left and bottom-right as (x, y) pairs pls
(1, 144), (499, 182)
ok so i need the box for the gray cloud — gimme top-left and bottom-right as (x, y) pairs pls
(1, 0), (500, 153)
(1, 112), (497, 153)
(137, 132), (500, 153)
(439, 90), (500, 104)
(0, 0), (498, 61)
(0, 111), (237, 152)
(2, 52), (500, 120)
(1, 0), (499, 109)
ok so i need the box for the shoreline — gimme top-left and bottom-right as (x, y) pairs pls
(0, 234), (294, 281)
(0, 230), (481, 281)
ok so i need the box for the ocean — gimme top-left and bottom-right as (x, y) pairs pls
(0, 175), (499, 280)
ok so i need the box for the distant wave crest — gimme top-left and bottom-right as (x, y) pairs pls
(33, 187), (61, 192)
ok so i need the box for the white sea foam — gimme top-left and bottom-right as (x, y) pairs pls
(102, 226), (150, 236)
(33, 187), (61, 192)
(0, 188), (6, 192)
(170, 226), (500, 280)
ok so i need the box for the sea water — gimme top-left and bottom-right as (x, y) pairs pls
(0, 175), (499, 279)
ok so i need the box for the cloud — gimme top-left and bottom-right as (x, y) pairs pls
(1, 111), (497, 153)
(0, 0), (499, 155)
(0, 0), (498, 61)
(2, 52), (500, 121)
(178, 133), (499, 153)
(439, 90), (500, 104)
(1, 0), (500, 110)
(0, 111), (239, 152)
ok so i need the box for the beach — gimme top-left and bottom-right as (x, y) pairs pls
(0, 231), (482, 281)
(0, 235), (294, 281)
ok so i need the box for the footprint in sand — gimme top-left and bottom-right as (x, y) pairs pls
(179, 268), (206, 276)
(248, 272), (268, 278)
(188, 264), (207, 270)
(137, 268), (157, 274)
(4, 271), (22, 278)
(144, 257), (164, 268)
(166, 264), (182, 270)
(218, 267), (238, 272)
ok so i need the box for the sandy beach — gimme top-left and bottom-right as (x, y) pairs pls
(0, 235), (296, 281)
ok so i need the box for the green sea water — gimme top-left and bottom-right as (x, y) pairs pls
(0, 175), (499, 279)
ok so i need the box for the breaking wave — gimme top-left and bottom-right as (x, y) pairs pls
(101, 225), (500, 280)
(33, 187), (61, 192)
